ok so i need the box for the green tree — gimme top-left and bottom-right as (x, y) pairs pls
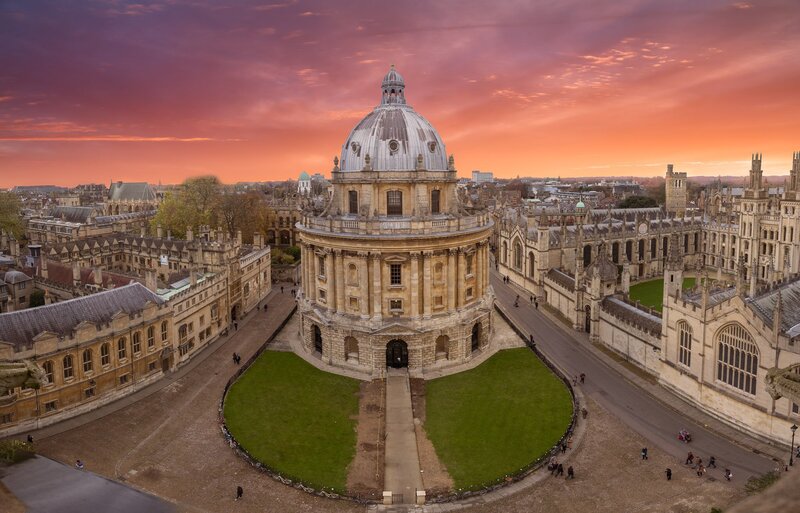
(617, 195), (658, 208)
(0, 191), (24, 239)
(29, 289), (45, 308)
(216, 192), (272, 244)
(151, 176), (222, 239)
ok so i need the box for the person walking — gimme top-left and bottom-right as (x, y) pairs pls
(232, 352), (238, 364)
(641, 447), (648, 460)
(265, 303), (268, 313)
(665, 468), (672, 481)
(26, 434), (33, 444)
(685, 452), (694, 465)
(530, 295), (534, 304)
(561, 442), (567, 454)
(580, 373), (586, 384)
(236, 485), (243, 501)
(281, 286), (284, 293)
(696, 464), (706, 477)
(724, 468), (732, 481)
(556, 463), (564, 477)
(534, 299), (539, 309)
(234, 321), (238, 331)
(708, 456), (717, 468)
(581, 407), (588, 419)
(529, 334), (535, 348)
(567, 466), (575, 479)
(696, 457), (702, 469)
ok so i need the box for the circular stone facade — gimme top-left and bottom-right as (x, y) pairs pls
(297, 66), (494, 375)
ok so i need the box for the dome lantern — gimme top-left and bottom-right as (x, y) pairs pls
(381, 64), (406, 105)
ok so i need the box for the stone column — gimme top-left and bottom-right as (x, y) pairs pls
(447, 248), (457, 310)
(422, 251), (432, 318)
(358, 252), (370, 319)
(371, 253), (382, 321)
(308, 245), (317, 301)
(325, 251), (335, 312)
(410, 252), (420, 318)
(457, 248), (466, 308)
(476, 244), (483, 299)
(334, 249), (345, 314)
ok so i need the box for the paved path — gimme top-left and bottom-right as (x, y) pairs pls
(1, 456), (173, 513)
(384, 368), (423, 504)
(491, 271), (777, 482)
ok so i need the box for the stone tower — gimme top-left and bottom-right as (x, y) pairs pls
(664, 164), (687, 216)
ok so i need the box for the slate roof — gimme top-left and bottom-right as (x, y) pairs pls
(601, 296), (662, 336)
(43, 260), (140, 289)
(749, 279), (800, 336)
(109, 182), (157, 201)
(0, 283), (164, 350)
(46, 206), (97, 223)
(547, 269), (576, 291)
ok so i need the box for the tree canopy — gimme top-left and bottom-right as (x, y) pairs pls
(617, 195), (658, 209)
(0, 192), (24, 239)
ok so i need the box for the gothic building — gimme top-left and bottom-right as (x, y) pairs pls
(297, 66), (494, 375)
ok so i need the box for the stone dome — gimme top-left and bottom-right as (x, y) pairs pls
(298, 171), (310, 180)
(339, 66), (448, 173)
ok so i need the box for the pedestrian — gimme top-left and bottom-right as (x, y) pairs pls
(641, 447), (648, 460)
(724, 468), (732, 481)
(572, 375), (578, 386)
(556, 463), (564, 477)
(567, 466), (575, 479)
(529, 334), (535, 348)
(265, 304), (268, 313)
(696, 457), (702, 469)
(236, 485), (243, 501)
(534, 299), (539, 309)
(75, 459), (84, 470)
(232, 352), (238, 364)
(548, 456), (557, 472)
(580, 373), (585, 384)
(581, 407), (588, 419)
(567, 436), (573, 449)
(514, 299), (519, 307)
(530, 295), (534, 304)
(708, 456), (717, 468)
(561, 442), (567, 454)
(665, 468), (672, 481)
(685, 451), (694, 465)
(26, 434), (33, 444)
(234, 321), (238, 331)
(281, 286), (284, 293)
(696, 464), (706, 477)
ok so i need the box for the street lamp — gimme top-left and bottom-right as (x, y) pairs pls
(791, 424), (798, 467)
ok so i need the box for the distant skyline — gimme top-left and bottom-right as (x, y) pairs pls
(1, 0), (799, 188)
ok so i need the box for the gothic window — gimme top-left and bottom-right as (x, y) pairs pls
(387, 190), (403, 216)
(390, 263), (402, 285)
(431, 189), (441, 214)
(348, 190), (358, 215)
(513, 241), (522, 270)
(118, 337), (127, 360)
(502, 242), (508, 264)
(528, 252), (535, 277)
(663, 237), (668, 257)
(101, 343), (110, 366)
(612, 242), (620, 264)
(82, 349), (93, 373)
(716, 323), (758, 395)
(63, 355), (74, 380)
(583, 245), (592, 266)
(638, 240), (644, 260)
(678, 321), (692, 368)
(43, 360), (54, 385)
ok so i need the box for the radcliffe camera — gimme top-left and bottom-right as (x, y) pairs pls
(0, 2), (799, 513)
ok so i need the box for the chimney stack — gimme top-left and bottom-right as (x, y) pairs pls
(186, 226), (194, 242)
(157, 224), (163, 238)
(236, 229), (243, 246)
(190, 268), (198, 286)
(145, 269), (158, 292)
(94, 267), (103, 286)
(40, 257), (48, 280)
(72, 261), (81, 287)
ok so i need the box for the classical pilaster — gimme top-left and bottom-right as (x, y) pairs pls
(325, 250), (335, 312)
(410, 252), (420, 318)
(334, 249), (345, 314)
(476, 244), (483, 299)
(422, 250), (432, 318)
(308, 245), (317, 301)
(358, 252), (370, 319)
(447, 248), (457, 310)
(457, 247), (466, 308)
(371, 253), (382, 320)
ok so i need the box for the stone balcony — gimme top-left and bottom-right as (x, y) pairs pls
(298, 212), (493, 238)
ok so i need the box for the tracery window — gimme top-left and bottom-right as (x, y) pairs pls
(513, 241), (522, 270)
(677, 321), (692, 368)
(716, 323), (758, 395)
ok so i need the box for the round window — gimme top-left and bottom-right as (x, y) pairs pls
(388, 140), (399, 153)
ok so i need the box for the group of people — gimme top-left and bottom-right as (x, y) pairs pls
(547, 456), (575, 479)
(663, 452), (729, 481)
(232, 352), (242, 365)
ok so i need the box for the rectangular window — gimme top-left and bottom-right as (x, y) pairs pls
(318, 255), (326, 277)
(161, 322), (168, 342)
(133, 332), (141, 354)
(466, 287), (474, 299)
(44, 401), (57, 412)
(147, 326), (155, 348)
(118, 338), (127, 360)
(390, 263), (402, 285)
(466, 255), (473, 275)
(387, 190), (403, 216)
(318, 289), (327, 301)
(348, 190), (358, 215)
(148, 361), (157, 372)
(101, 345), (110, 366)
(85, 387), (95, 398)
(82, 351), (93, 373)
(431, 189), (440, 214)
(434, 296), (443, 307)
(119, 374), (130, 385)
(389, 299), (402, 311)
(1, 413), (14, 424)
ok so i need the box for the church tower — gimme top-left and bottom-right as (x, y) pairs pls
(664, 164), (687, 216)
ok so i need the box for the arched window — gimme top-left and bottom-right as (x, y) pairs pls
(677, 321), (692, 367)
(528, 251), (535, 277)
(435, 335), (449, 361)
(513, 241), (522, 270)
(347, 263), (358, 286)
(100, 343), (110, 366)
(716, 323), (758, 395)
(42, 360), (54, 384)
(583, 245), (592, 266)
(63, 355), (74, 380)
(431, 189), (441, 214)
(387, 190), (403, 216)
(501, 241), (508, 264)
(82, 349), (93, 373)
(118, 337), (127, 360)
(132, 331), (141, 354)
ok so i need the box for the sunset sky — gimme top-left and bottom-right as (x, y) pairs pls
(1, 0), (799, 187)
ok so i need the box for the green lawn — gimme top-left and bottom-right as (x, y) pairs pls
(629, 277), (696, 312)
(223, 352), (360, 493)
(425, 348), (572, 491)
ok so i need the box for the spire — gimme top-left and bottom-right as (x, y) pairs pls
(380, 65), (406, 105)
(749, 152), (763, 191)
(666, 233), (682, 271)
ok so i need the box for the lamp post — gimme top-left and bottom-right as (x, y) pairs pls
(791, 424), (798, 467)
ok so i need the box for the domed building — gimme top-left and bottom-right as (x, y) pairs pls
(297, 66), (494, 374)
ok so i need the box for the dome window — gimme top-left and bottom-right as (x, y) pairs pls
(350, 141), (361, 156)
(388, 139), (399, 154)
(428, 141), (437, 153)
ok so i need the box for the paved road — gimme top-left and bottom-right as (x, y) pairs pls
(1, 456), (173, 513)
(384, 368), (423, 504)
(491, 272), (776, 482)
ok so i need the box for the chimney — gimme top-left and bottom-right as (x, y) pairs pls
(190, 268), (198, 286)
(94, 267), (103, 286)
(236, 229), (243, 246)
(157, 224), (163, 238)
(145, 269), (158, 292)
(72, 261), (81, 287)
(167, 230), (172, 241)
(253, 232), (263, 249)
(9, 238), (18, 258)
(40, 257), (49, 280)
(186, 226), (194, 242)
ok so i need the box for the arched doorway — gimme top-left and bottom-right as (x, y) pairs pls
(313, 325), (323, 353)
(584, 305), (591, 333)
(471, 323), (481, 352)
(386, 339), (408, 368)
